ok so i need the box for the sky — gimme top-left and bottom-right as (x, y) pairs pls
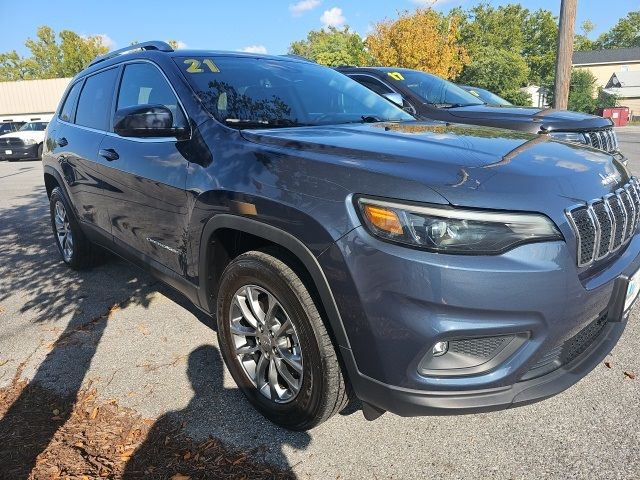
(2, 0), (639, 57)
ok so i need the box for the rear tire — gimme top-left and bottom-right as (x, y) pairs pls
(49, 187), (100, 269)
(216, 250), (350, 430)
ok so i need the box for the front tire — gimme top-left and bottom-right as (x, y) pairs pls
(216, 250), (350, 430)
(49, 187), (99, 269)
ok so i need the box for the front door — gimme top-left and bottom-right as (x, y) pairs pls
(98, 61), (190, 274)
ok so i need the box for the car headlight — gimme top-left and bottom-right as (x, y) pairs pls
(547, 131), (587, 144)
(22, 138), (37, 145)
(357, 197), (562, 254)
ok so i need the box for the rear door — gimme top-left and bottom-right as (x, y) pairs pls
(98, 61), (190, 274)
(55, 68), (119, 237)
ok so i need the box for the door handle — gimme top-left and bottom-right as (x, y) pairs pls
(57, 137), (68, 147)
(99, 148), (119, 161)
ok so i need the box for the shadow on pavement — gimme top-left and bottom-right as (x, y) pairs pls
(123, 344), (309, 479)
(0, 188), (310, 478)
(0, 188), (154, 476)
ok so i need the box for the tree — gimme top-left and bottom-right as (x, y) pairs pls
(546, 69), (598, 113)
(574, 20), (596, 51)
(457, 46), (530, 104)
(0, 26), (108, 81)
(455, 4), (559, 88)
(595, 11), (640, 49)
(522, 10), (559, 84)
(366, 8), (469, 79)
(289, 26), (372, 67)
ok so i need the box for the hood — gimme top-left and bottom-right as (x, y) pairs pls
(446, 105), (613, 132)
(240, 121), (629, 221)
(0, 130), (46, 142)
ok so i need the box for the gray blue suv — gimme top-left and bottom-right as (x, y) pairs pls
(43, 42), (640, 430)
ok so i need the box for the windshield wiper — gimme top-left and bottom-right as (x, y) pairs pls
(432, 102), (483, 109)
(361, 115), (384, 123)
(224, 118), (308, 129)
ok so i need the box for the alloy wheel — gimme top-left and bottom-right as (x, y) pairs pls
(229, 285), (303, 403)
(54, 200), (74, 262)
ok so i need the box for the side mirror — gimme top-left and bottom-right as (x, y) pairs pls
(113, 104), (188, 139)
(383, 92), (404, 107)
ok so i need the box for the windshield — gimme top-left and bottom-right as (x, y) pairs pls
(175, 56), (414, 128)
(19, 122), (48, 131)
(387, 70), (484, 107)
(462, 87), (512, 107)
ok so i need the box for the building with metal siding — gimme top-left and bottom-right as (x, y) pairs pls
(0, 77), (71, 123)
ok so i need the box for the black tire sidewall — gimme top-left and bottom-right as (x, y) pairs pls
(217, 254), (327, 429)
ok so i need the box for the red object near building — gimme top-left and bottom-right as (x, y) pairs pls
(597, 107), (630, 127)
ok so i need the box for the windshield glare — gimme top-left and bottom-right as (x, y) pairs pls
(176, 56), (414, 127)
(464, 87), (512, 107)
(390, 71), (484, 107)
(19, 122), (48, 131)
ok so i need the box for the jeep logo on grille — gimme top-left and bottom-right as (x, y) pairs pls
(599, 172), (621, 187)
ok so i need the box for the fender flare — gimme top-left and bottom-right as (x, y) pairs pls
(198, 214), (351, 350)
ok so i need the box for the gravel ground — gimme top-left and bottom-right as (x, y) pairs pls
(0, 130), (639, 479)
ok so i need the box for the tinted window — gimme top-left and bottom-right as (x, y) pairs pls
(386, 70), (484, 107)
(75, 68), (118, 131)
(116, 63), (186, 127)
(351, 75), (394, 96)
(0, 123), (14, 134)
(59, 81), (82, 123)
(19, 122), (48, 131)
(175, 56), (413, 128)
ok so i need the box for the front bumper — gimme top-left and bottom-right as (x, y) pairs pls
(0, 143), (39, 160)
(320, 226), (640, 416)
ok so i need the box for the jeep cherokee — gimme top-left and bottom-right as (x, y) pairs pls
(43, 42), (640, 430)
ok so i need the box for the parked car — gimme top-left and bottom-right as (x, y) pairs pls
(459, 85), (513, 107)
(0, 121), (26, 135)
(44, 42), (639, 430)
(338, 67), (623, 158)
(0, 121), (49, 161)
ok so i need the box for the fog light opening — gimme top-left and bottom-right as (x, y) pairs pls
(432, 341), (449, 357)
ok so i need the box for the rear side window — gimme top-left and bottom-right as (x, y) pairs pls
(116, 63), (186, 127)
(75, 68), (118, 131)
(351, 75), (394, 96)
(59, 82), (82, 123)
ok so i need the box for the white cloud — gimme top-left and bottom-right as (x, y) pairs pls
(173, 40), (188, 49)
(241, 45), (268, 54)
(91, 33), (116, 51)
(320, 7), (346, 27)
(290, 0), (321, 16)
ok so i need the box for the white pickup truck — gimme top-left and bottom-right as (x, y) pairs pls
(0, 121), (49, 161)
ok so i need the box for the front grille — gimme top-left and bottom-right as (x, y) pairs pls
(566, 178), (640, 267)
(524, 312), (609, 379)
(0, 137), (24, 147)
(585, 128), (619, 153)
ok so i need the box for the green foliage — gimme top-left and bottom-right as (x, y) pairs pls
(502, 90), (532, 107)
(289, 26), (372, 67)
(567, 69), (597, 113)
(0, 26), (108, 81)
(595, 11), (640, 49)
(454, 3), (558, 100)
(458, 46), (529, 99)
(596, 88), (618, 110)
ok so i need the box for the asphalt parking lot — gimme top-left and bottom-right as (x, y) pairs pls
(1, 128), (639, 479)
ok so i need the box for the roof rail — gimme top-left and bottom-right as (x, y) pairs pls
(89, 41), (174, 67)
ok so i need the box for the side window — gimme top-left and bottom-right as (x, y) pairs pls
(59, 81), (82, 123)
(75, 68), (118, 131)
(116, 63), (186, 128)
(351, 75), (394, 96)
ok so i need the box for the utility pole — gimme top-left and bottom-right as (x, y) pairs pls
(553, 0), (578, 109)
